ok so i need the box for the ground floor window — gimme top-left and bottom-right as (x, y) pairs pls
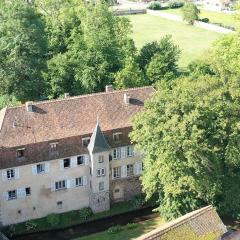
(76, 177), (83, 187)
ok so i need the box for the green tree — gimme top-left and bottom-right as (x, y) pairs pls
(131, 76), (240, 220)
(181, 3), (200, 25)
(114, 57), (146, 89)
(0, 0), (47, 102)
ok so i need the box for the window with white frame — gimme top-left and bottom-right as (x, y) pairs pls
(127, 145), (134, 157)
(99, 181), (104, 191)
(63, 158), (70, 168)
(75, 177), (83, 187)
(97, 168), (105, 177)
(113, 148), (121, 159)
(113, 132), (122, 142)
(49, 142), (58, 152)
(127, 164), (134, 177)
(8, 190), (17, 200)
(36, 163), (45, 174)
(82, 137), (90, 147)
(7, 169), (15, 180)
(77, 155), (85, 165)
(98, 155), (104, 163)
(55, 180), (66, 191)
(113, 167), (121, 179)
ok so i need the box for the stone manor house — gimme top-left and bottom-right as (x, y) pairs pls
(0, 86), (155, 226)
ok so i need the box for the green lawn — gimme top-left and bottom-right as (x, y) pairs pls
(160, 8), (237, 29)
(74, 216), (164, 240)
(128, 14), (222, 68)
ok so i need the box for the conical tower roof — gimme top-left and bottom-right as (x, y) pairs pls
(88, 122), (110, 153)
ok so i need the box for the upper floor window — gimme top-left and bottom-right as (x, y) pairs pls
(63, 158), (70, 168)
(113, 132), (122, 142)
(127, 145), (134, 157)
(99, 181), (104, 191)
(16, 148), (25, 160)
(97, 168), (105, 177)
(49, 142), (58, 152)
(82, 137), (90, 147)
(113, 148), (121, 160)
(37, 163), (45, 174)
(127, 164), (134, 177)
(55, 180), (66, 191)
(8, 190), (17, 200)
(77, 155), (85, 165)
(7, 169), (15, 180)
(25, 187), (31, 196)
(113, 167), (121, 179)
(98, 155), (104, 163)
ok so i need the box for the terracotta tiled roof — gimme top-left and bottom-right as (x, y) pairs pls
(0, 86), (155, 148)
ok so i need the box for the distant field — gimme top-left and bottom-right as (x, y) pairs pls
(161, 8), (238, 29)
(128, 14), (223, 68)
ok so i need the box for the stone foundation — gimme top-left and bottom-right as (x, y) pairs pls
(110, 176), (142, 203)
(89, 191), (110, 213)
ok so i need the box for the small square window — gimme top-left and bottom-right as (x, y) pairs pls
(16, 149), (25, 159)
(25, 187), (31, 196)
(57, 201), (63, 209)
(113, 132), (122, 142)
(98, 155), (104, 163)
(99, 182), (104, 191)
(82, 137), (90, 147)
(36, 164), (45, 174)
(63, 159), (70, 168)
(77, 156), (85, 165)
(50, 142), (58, 152)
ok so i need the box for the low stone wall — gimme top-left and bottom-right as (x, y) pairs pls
(110, 176), (142, 203)
(136, 205), (227, 240)
(113, 9), (147, 16)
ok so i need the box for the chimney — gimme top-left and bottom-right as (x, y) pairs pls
(105, 85), (114, 93)
(124, 93), (130, 105)
(26, 102), (34, 112)
(64, 93), (69, 98)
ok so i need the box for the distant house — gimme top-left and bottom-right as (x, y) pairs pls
(137, 205), (228, 240)
(195, 0), (235, 11)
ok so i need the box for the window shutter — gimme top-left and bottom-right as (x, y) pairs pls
(134, 163), (138, 175)
(51, 183), (55, 192)
(2, 171), (7, 181)
(83, 176), (87, 186)
(139, 163), (143, 174)
(71, 157), (77, 168)
(112, 168), (114, 179)
(17, 188), (26, 199)
(121, 165), (127, 178)
(71, 179), (76, 188)
(85, 155), (89, 165)
(45, 163), (50, 173)
(67, 179), (72, 189)
(121, 147), (126, 159)
(15, 168), (20, 179)
(60, 160), (64, 170)
(32, 165), (37, 175)
(3, 192), (8, 201)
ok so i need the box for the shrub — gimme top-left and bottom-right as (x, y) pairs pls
(47, 214), (60, 227)
(147, 1), (162, 10)
(168, 1), (184, 9)
(181, 3), (200, 25)
(131, 194), (146, 209)
(107, 225), (123, 234)
(25, 220), (37, 231)
(126, 223), (138, 229)
(6, 225), (16, 237)
(78, 207), (93, 221)
(200, 18), (209, 23)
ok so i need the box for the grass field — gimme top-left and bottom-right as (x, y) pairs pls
(128, 14), (222, 68)
(161, 8), (238, 29)
(74, 216), (164, 240)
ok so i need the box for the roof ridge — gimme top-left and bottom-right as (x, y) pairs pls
(7, 86), (155, 110)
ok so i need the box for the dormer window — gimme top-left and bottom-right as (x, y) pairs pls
(113, 132), (122, 142)
(16, 148), (25, 160)
(82, 137), (90, 147)
(50, 142), (58, 152)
